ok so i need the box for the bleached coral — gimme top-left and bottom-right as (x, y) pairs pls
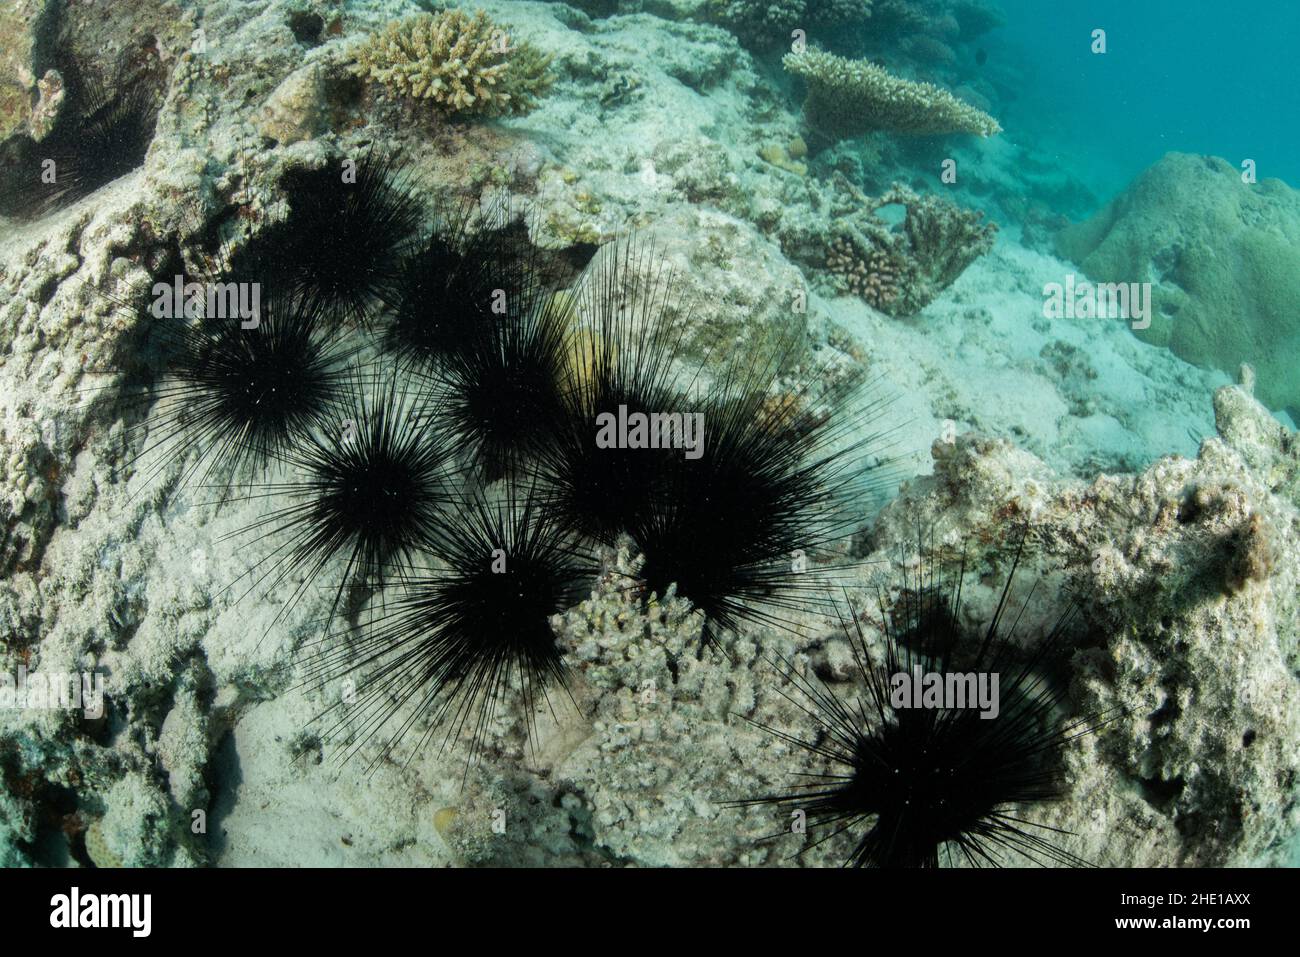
(784, 47), (1001, 138)
(352, 10), (553, 118)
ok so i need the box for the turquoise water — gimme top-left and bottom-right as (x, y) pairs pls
(993, 0), (1300, 200)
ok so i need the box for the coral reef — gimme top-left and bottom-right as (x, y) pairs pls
(950, 0), (1004, 38)
(502, 384), (1300, 867)
(352, 10), (553, 117)
(827, 182), (997, 316)
(1057, 152), (1300, 418)
(784, 47), (1001, 139)
(0, 0), (1295, 871)
(707, 0), (874, 49)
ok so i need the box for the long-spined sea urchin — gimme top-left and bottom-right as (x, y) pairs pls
(736, 542), (1109, 867)
(125, 275), (355, 494)
(300, 481), (596, 767)
(229, 369), (453, 626)
(0, 64), (161, 219)
(245, 149), (425, 330)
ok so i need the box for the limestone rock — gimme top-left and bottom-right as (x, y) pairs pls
(257, 63), (325, 145)
(0, 1), (55, 142)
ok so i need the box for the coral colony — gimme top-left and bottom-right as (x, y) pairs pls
(0, 0), (1295, 873)
(784, 47), (1002, 138)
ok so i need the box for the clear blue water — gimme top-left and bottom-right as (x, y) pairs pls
(993, 0), (1300, 201)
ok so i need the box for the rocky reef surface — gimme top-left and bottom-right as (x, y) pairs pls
(0, 0), (1296, 867)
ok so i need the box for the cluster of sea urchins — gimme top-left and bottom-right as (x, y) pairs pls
(124, 148), (1101, 866)
(125, 150), (882, 767)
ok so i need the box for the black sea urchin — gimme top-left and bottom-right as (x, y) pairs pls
(383, 200), (531, 370)
(438, 286), (573, 480)
(233, 371), (453, 623)
(248, 150), (425, 329)
(302, 482), (595, 765)
(627, 349), (889, 645)
(128, 278), (354, 493)
(535, 241), (893, 645)
(383, 200), (574, 478)
(0, 67), (160, 219)
(737, 546), (1107, 867)
(537, 240), (692, 542)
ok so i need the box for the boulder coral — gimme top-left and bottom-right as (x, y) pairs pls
(1057, 153), (1300, 418)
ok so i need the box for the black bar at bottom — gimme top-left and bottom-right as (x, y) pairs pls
(0, 866), (1280, 943)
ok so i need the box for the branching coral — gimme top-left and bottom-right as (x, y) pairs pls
(784, 47), (1001, 138)
(352, 10), (553, 117)
(827, 183), (997, 316)
(826, 235), (906, 310)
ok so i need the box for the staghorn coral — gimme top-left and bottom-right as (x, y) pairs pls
(352, 10), (553, 118)
(827, 182), (996, 316)
(784, 47), (1001, 139)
